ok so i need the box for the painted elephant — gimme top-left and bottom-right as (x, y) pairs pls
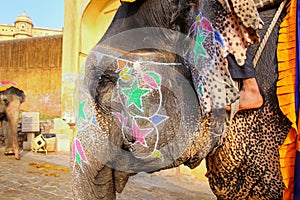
(71, 0), (289, 199)
(71, 0), (243, 199)
(0, 82), (25, 160)
(205, 0), (294, 199)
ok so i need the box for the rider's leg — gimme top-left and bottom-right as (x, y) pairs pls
(227, 49), (263, 111)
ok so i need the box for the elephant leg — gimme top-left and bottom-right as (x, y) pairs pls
(114, 170), (131, 193)
(73, 165), (116, 200)
(94, 166), (116, 200)
(4, 95), (21, 160)
(3, 120), (14, 154)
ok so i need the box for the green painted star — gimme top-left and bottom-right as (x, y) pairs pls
(78, 100), (87, 120)
(122, 80), (150, 110)
(198, 84), (204, 96)
(194, 32), (208, 61)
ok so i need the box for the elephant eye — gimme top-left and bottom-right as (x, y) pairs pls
(3, 98), (9, 106)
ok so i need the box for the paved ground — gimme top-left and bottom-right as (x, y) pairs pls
(0, 146), (216, 200)
(0, 147), (72, 200)
(117, 172), (217, 200)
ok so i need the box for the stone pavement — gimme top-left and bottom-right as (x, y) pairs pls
(0, 146), (216, 200)
(117, 171), (217, 200)
(0, 146), (73, 200)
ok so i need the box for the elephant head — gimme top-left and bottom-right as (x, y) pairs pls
(0, 95), (9, 118)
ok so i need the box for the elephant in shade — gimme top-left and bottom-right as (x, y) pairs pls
(72, 0), (292, 199)
(0, 82), (25, 160)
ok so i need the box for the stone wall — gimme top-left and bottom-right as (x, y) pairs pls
(0, 35), (63, 116)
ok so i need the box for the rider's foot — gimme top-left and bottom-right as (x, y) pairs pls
(238, 78), (263, 111)
(226, 78), (263, 111)
(238, 88), (263, 110)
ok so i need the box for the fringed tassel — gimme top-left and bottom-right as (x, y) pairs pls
(277, 0), (299, 199)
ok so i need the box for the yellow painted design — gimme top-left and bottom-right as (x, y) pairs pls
(121, 74), (133, 81)
(120, 67), (133, 81)
(0, 82), (21, 92)
(153, 150), (162, 159)
(120, 67), (129, 76)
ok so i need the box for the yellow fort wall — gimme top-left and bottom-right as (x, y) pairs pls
(0, 35), (63, 116)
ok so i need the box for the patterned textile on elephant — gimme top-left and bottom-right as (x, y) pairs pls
(0, 81), (19, 92)
(208, 0), (262, 66)
(188, 12), (238, 134)
(217, 0), (285, 26)
(254, 0), (286, 9)
(189, 0), (263, 132)
(217, 0), (263, 30)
